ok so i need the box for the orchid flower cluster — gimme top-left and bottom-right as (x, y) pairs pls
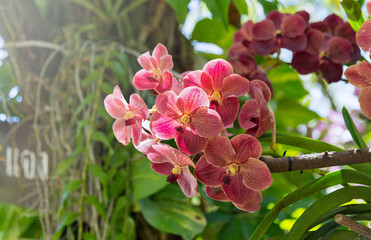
(229, 10), (360, 86)
(104, 44), (274, 212)
(345, 2), (371, 119)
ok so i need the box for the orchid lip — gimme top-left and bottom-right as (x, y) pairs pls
(181, 114), (191, 124)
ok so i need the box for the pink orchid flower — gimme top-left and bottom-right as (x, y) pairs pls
(194, 134), (272, 211)
(104, 86), (148, 145)
(150, 86), (224, 155)
(238, 80), (274, 137)
(146, 144), (198, 198)
(183, 59), (250, 126)
(133, 43), (174, 94)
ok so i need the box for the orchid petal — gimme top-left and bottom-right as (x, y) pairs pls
(179, 86), (210, 114)
(150, 112), (179, 139)
(191, 108), (223, 138)
(133, 69), (159, 90)
(176, 128), (206, 155)
(152, 43), (169, 63)
(221, 74), (250, 98)
(359, 86), (371, 119)
(231, 134), (262, 163)
(182, 70), (203, 88)
(206, 186), (229, 201)
(178, 167), (198, 198)
(345, 64), (371, 88)
(240, 158), (273, 191)
(155, 71), (173, 93)
(233, 191), (262, 212)
(150, 161), (173, 175)
(203, 59), (234, 92)
(104, 94), (127, 119)
(155, 91), (183, 118)
(137, 52), (156, 71)
(327, 37), (353, 64)
(213, 97), (239, 126)
(129, 94), (149, 120)
(204, 136), (235, 167)
(194, 156), (226, 186)
(112, 118), (131, 145)
(221, 173), (255, 205)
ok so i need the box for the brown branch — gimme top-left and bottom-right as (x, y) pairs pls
(334, 214), (371, 238)
(260, 148), (371, 173)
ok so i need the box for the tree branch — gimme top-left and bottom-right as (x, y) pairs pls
(261, 148), (371, 173)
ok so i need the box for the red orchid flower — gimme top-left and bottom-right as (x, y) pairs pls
(194, 134), (273, 211)
(104, 86), (148, 145)
(238, 80), (274, 137)
(146, 144), (198, 198)
(133, 43), (174, 93)
(150, 86), (224, 155)
(183, 59), (250, 126)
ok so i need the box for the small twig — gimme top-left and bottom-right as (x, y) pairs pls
(4, 40), (68, 55)
(261, 148), (371, 173)
(334, 214), (371, 238)
(316, 72), (337, 110)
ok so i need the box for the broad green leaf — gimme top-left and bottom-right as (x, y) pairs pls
(257, 0), (278, 14)
(85, 195), (107, 219)
(217, 217), (243, 240)
(268, 64), (308, 100)
(139, 185), (206, 240)
(202, 0), (231, 29)
(274, 97), (320, 129)
(192, 18), (236, 50)
(232, 0), (248, 15)
(250, 170), (371, 240)
(165, 0), (191, 24)
(357, 0), (365, 6)
(131, 157), (168, 200)
(91, 131), (114, 155)
(288, 186), (371, 239)
(340, 0), (365, 31)
(342, 107), (367, 149)
(259, 134), (344, 152)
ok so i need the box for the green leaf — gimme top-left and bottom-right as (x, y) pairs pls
(52, 212), (78, 240)
(192, 18), (236, 50)
(109, 169), (129, 197)
(91, 131), (114, 155)
(340, 0), (365, 31)
(87, 164), (109, 187)
(85, 196), (107, 219)
(202, 0), (231, 29)
(325, 230), (369, 240)
(259, 134), (344, 153)
(165, 0), (191, 24)
(268, 64), (308, 100)
(342, 107), (367, 149)
(131, 157), (168, 200)
(71, 93), (95, 123)
(257, 0), (278, 14)
(288, 186), (371, 239)
(232, 0), (248, 15)
(82, 70), (99, 86)
(217, 217), (243, 240)
(250, 170), (371, 240)
(70, 0), (109, 22)
(274, 97), (320, 129)
(139, 185), (206, 240)
(61, 180), (82, 205)
(53, 147), (84, 178)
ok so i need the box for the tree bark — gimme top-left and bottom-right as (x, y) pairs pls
(261, 148), (371, 173)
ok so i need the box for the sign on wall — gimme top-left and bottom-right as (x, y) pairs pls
(0, 122), (51, 207)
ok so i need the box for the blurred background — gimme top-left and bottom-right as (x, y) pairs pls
(0, 0), (370, 239)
